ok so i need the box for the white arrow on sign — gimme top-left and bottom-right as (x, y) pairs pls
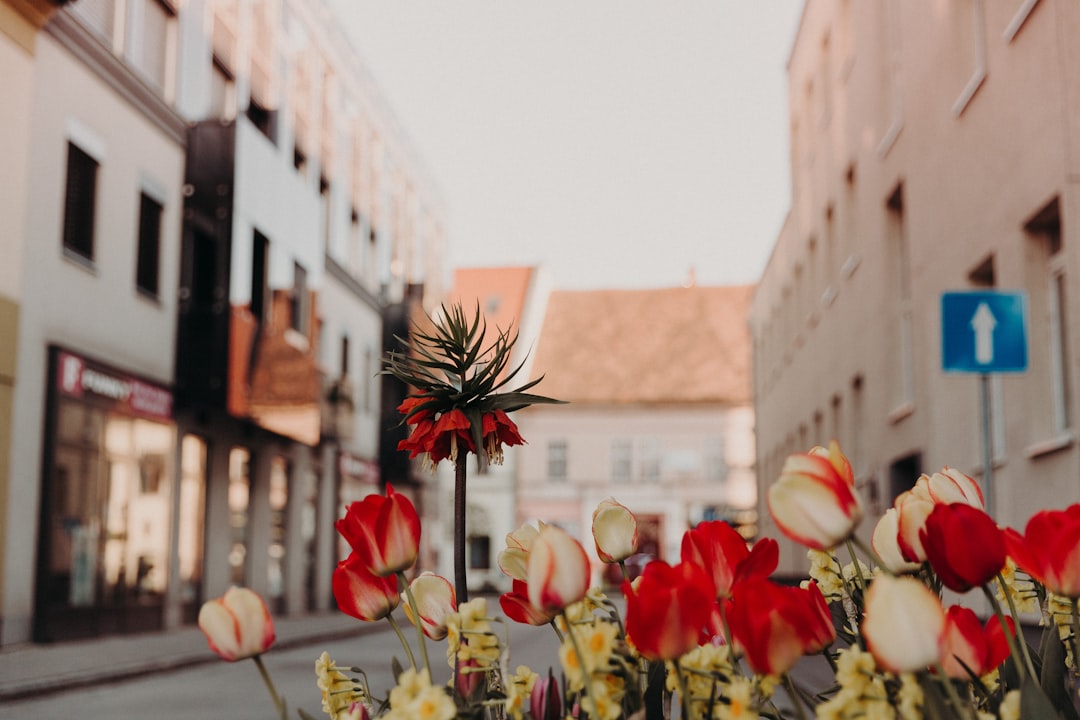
(971, 302), (997, 364)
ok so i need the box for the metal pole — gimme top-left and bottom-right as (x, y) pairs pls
(980, 373), (994, 519)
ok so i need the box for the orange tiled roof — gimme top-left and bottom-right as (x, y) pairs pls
(449, 267), (534, 337)
(530, 285), (753, 405)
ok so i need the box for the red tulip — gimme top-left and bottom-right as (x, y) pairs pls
(940, 605), (1013, 679)
(727, 579), (836, 675)
(920, 503), (1006, 592)
(335, 484), (420, 576)
(862, 575), (945, 673)
(198, 587), (276, 661)
(681, 520), (777, 599)
(1004, 504), (1080, 598)
(333, 551), (400, 622)
(624, 560), (716, 661)
(526, 525), (591, 614)
(500, 580), (557, 626)
(767, 442), (862, 550)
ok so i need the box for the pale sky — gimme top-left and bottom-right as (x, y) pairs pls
(332, 2), (806, 291)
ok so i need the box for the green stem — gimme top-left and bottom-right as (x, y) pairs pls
(454, 454), (469, 605)
(850, 534), (889, 574)
(673, 660), (692, 720)
(934, 664), (979, 720)
(399, 572), (431, 677)
(782, 673), (810, 720)
(549, 619), (565, 644)
(995, 572), (1037, 680)
(252, 654), (286, 720)
(387, 613), (417, 671)
(844, 538), (867, 596)
(1070, 597), (1080, 678)
(982, 583), (1035, 682)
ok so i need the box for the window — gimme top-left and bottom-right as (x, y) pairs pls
(886, 184), (914, 415)
(227, 447), (251, 587)
(70, 0), (116, 40)
(178, 435), (206, 620)
(246, 98), (276, 144)
(136, 192), (162, 296)
(340, 334), (350, 378)
(291, 262), (308, 334)
(133, 0), (173, 91)
(209, 58), (236, 119)
(548, 439), (567, 481)
(611, 439), (632, 483)
(888, 452), (922, 504)
(1027, 198), (1070, 434)
(468, 536), (491, 570)
(250, 230), (269, 325)
(62, 142), (99, 262)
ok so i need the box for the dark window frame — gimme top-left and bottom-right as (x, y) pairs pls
(136, 192), (163, 297)
(62, 142), (99, 262)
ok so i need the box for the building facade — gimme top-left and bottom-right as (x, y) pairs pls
(0, 0), (444, 645)
(516, 286), (757, 583)
(751, 0), (1080, 576)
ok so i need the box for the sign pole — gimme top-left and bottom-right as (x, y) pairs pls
(980, 373), (994, 519)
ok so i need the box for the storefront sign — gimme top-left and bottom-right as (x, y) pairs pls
(57, 350), (173, 421)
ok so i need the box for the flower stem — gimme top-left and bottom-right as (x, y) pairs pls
(454, 453), (469, 605)
(850, 534), (889, 574)
(399, 572), (431, 676)
(549, 619), (565, 644)
(1070, 597), (1080, 678)
(934, 664), (979, 720)
(673, 660), (692, 720)
(252, 654), (286, 720)
(995, 572), (1038, 680)
(387, 613), (417, 671)
(981, 583), (1034, 682)
(844, 539), (867, 596)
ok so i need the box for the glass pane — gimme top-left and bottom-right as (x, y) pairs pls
(268, 457), (288, 609)
(178, 436), (207, 608)
(228, 447), (250, 586)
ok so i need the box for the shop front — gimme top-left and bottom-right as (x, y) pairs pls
(35, 347), (176, 642)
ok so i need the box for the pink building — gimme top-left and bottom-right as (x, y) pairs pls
(515, 285), (756, 581)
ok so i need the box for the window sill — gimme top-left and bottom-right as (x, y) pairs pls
(136, 287), (162, 305)
(1024, 432), (1075, 460)
(62, 247), (97, 274)
(887, 401), (914, 425)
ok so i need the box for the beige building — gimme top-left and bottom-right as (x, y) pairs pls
(751, 0), (1080, 576)
(517, 285), (756, 581)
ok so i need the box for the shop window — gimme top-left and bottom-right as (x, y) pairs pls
(136, 192), (162, 297)
(268, 456), (289, 613)
(227, 447), (251, 587)
(178, 435), (206, 623)
(62, 142), (99, 262)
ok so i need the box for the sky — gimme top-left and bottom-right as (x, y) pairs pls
(332, 2), (805, 291)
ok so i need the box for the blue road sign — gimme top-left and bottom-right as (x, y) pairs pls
(942, 291), (1028, 373)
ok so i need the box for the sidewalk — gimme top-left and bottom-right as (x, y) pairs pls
(0, 611), (370, 702)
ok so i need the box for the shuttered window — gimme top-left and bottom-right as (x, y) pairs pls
(62, 143), (99, 262)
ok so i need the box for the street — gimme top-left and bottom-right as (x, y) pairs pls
(0, 606), (562, 720)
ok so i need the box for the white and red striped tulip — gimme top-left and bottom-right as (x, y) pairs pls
(527, 525), (591, 614)
(871, 508), (921, 574)
(862, 575), (946, 673)
(198, 586), (276, 662)
(402, 572), (456, 640)
(768, 442), (862, 550)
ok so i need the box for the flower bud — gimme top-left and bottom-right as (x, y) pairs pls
(527, 525), (590, 614)
(497, 522), (542, 582)
(591, 497), (638, 563)
(940, 605), (1013, 679)
(402, 571), (456, 640)
(862, 575), (945, 673)
(530, 670), (562, 720)
(332, 552), (400, 622)
(197, 586), (276, 661)
(768, 443), (862, 550)
(336, 484), (420, 577)
(871, 508), (921, 574)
